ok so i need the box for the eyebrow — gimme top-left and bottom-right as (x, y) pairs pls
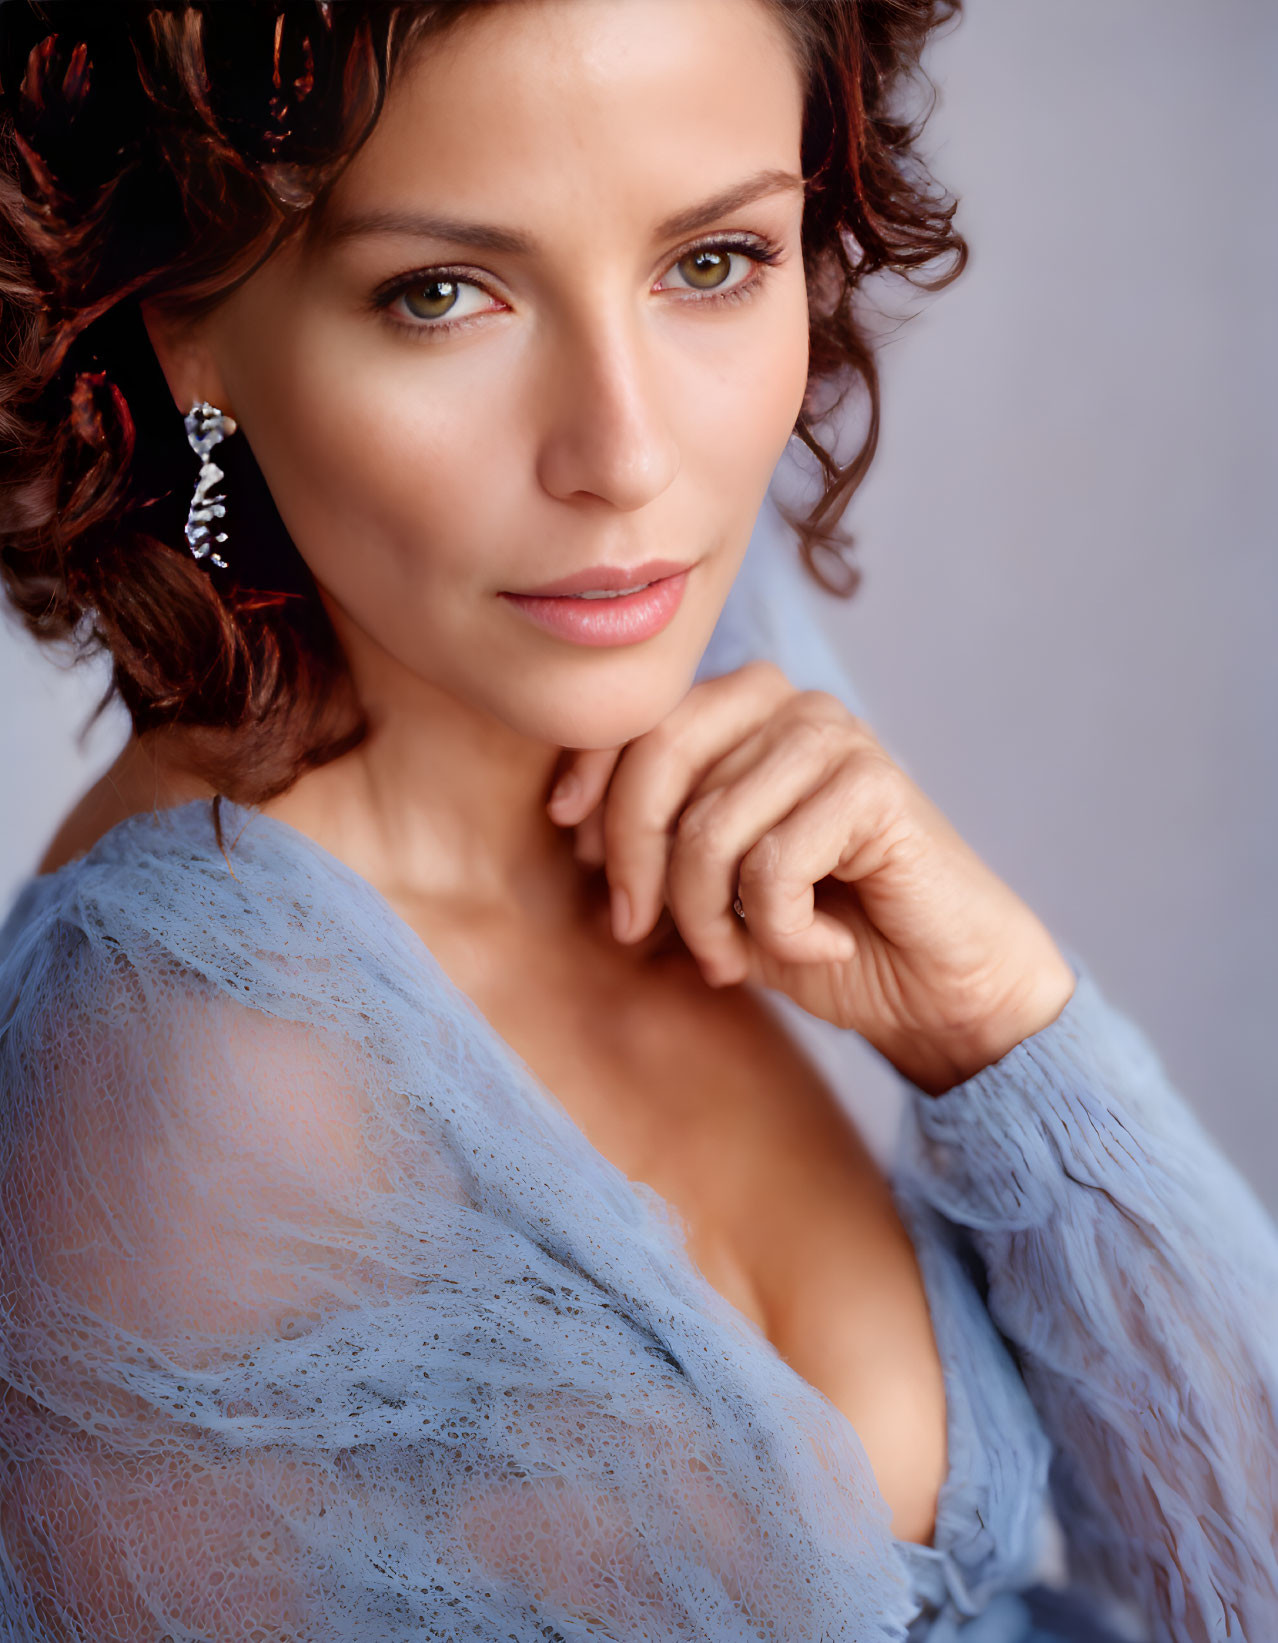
(317, 166), (806, 255)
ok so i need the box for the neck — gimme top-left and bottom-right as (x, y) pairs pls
(259, 652), (587, 929)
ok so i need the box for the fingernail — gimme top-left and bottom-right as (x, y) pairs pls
(549, 774), (579, 811)
(610, 884), (631, 942)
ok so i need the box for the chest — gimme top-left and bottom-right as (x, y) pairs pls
(429, 915), (950, 1548)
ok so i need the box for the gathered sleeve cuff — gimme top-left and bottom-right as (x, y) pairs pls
(891, 944), (1278, 1643)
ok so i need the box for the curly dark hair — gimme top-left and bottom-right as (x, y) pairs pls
(0, 0), (967, 802)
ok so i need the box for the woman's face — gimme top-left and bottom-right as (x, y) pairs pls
(174, 0), (810, 750)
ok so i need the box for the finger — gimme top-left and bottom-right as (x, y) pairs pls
(733, 759), (893, 964)
(664, 728), (858, 982)
(547, 746), (623, 827)
(603, 662), (795, 943)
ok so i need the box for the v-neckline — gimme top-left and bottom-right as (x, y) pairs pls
(15, 794), (981, 1560)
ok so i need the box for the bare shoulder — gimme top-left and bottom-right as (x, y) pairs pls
(36, 761), (140, 876)
(36, 736), (214, 877)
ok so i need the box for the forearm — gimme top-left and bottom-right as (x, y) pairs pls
(891, 945), (1278, 1641)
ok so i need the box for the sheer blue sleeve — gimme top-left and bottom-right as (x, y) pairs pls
(891, 944), (1278, 1643)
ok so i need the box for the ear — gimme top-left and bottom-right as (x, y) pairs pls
(139, 297), (236, 422)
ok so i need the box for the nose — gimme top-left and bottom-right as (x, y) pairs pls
(534, 307), (681, 512)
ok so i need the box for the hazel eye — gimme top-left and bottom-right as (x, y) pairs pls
(397, 276), (492, 324)
(373, 232), (782, 343)
(661, 247), (750, 295)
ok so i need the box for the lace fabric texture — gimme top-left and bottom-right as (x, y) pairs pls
(0, 493), (1275, 1640)
(892, 955), (1278, 1642)
(0, 798), (926, 1642)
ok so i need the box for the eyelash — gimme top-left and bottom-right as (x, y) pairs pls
(370, 232), (786, 342)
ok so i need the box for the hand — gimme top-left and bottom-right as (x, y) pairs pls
(546, 661), (1077, 1095)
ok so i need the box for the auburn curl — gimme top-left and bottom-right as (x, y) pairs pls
(0, 0), (966, 803)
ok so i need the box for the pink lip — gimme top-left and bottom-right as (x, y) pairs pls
(504, 558), (693, 597)
(499, 567), (691, 647)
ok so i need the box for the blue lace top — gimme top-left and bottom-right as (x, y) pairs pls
(0, 499), (1273, 1641)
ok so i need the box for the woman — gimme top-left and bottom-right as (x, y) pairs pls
(0, 1), (1273, 1638)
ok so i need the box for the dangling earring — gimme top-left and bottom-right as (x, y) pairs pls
(183, 399), (238, 570)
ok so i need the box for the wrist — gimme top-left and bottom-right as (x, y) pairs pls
(891, 951), (1078, 1098)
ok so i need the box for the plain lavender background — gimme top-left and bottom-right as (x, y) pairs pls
(1, 0), (1274, 1213)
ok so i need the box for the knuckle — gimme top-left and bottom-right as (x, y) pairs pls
(738, 829), (786, 885)
(727, 659), (795, 706)
(849, 712), (885, 749)
(834, 749), (911, 834)
(637, 714), (683, 758)
(630, 715), (699, 777)
(786, 711), (846, 760)
(674, 789), (732, 856)
(743, 658), (789, 689)
(793, 693), (879, 746)
(841, 742), (901, 796)
(795, 688), (851, 723)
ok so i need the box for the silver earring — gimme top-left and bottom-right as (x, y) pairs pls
(183, 399), (238, 570)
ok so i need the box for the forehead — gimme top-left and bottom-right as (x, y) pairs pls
(311, 0), (806, 248)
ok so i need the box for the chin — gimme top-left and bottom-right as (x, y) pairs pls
(489, 651), (705, 751)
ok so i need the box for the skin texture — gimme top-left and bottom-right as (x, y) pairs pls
(42, 0), (1074, 1547)
(135, 0), (813, 922)
(553, 661), (1077, 1091)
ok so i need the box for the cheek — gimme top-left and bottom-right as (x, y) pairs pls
(230, 316), (521, 605)
(692, 278), (810, 482)
(221, 266), (809, 638)
(768, 277), (812, 427)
